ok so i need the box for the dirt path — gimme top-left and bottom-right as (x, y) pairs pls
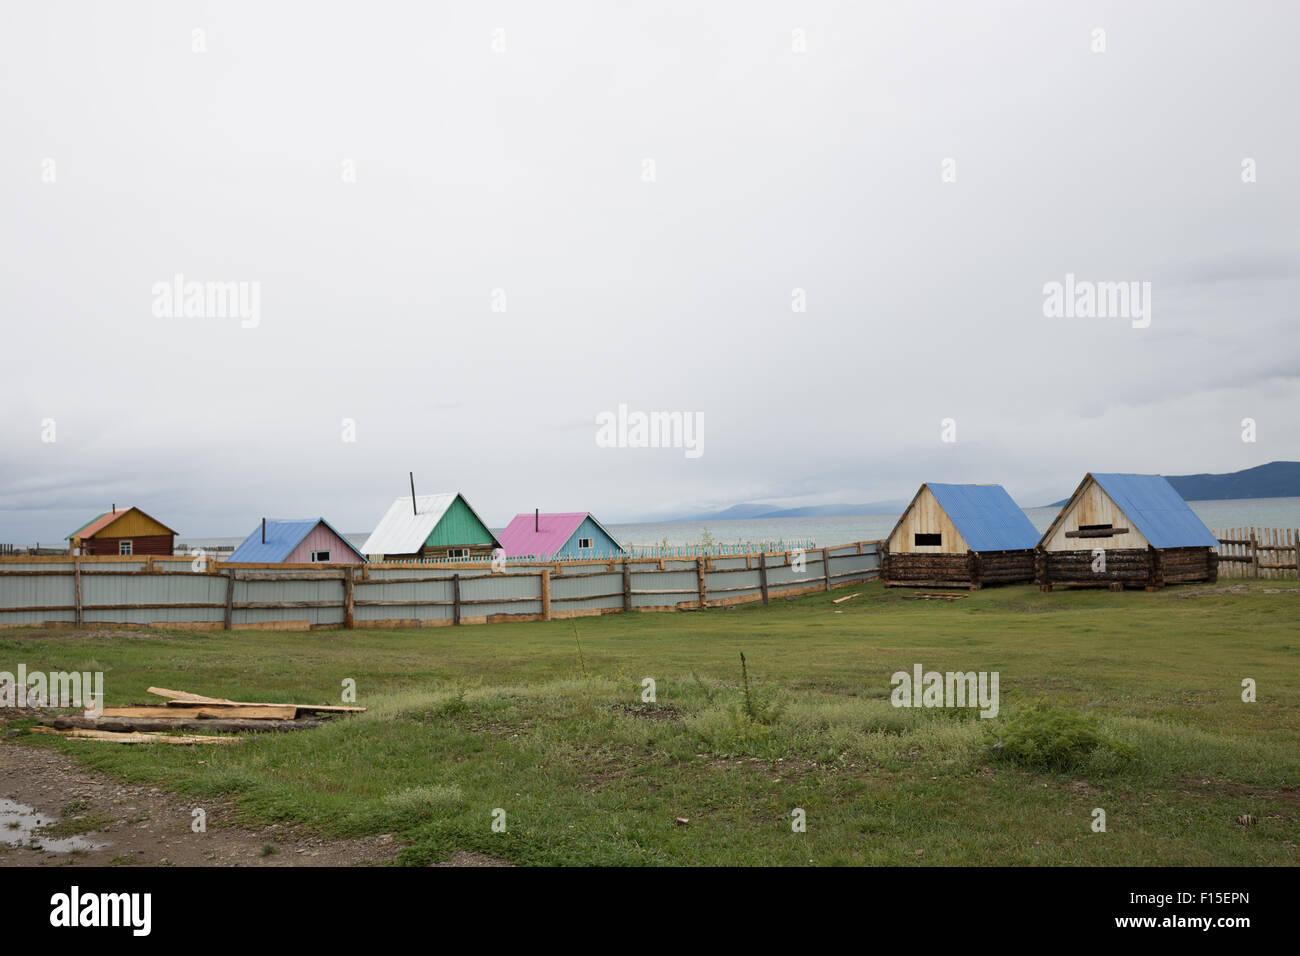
(0, 742), (402, 867)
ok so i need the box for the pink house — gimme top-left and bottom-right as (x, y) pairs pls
(227, 518), (366, 564)
(496, 511), (623, 560)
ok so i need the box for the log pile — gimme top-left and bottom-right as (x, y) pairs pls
(34, 685), (365, 744)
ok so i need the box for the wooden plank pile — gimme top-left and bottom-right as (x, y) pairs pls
(35, 685), (365, 745)
(902, 591), (968, 602)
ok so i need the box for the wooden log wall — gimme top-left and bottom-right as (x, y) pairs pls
(881, 551), (973, 588)
(1037, 548), (1154, 590)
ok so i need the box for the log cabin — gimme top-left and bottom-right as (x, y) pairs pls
(1035, 473), (1219, 591)
(882, 484), (1040, 589)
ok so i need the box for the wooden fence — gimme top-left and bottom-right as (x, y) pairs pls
(0, 541), (882, 631)
(1212, 527), (1300, 579)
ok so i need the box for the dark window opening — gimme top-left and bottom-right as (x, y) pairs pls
(1066, 523), (1128, 539)
(914, 533), (942, 547)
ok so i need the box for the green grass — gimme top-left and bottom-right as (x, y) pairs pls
(3, 579), (1298, 865)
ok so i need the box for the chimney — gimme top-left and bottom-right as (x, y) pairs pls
(410, 472), (417, 515)
(262, 518), (266, 544)
(535, 508), (539, 532)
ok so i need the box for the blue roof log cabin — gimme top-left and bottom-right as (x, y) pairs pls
(360, 492), (501, 562)
(882, 483), (1041, 589)
(228, 518), (366, 565)
(1035, 473), (1219, 591)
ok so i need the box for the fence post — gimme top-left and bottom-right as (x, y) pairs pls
(223, 572), (234, 630)
(823, 548), (832, 591)
(540, 569), (551, 621)
(452, 574), (462, 625)
(622, 561), (632, 612)
(696, 557), (707, 609)
(758, 553), (769, 605)
(73, 557), (83, 628)
(1250, 529), (1259, 578)
(343, 566), (355, 628)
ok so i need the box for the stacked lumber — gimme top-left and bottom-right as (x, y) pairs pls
(35, 685), (365, 744)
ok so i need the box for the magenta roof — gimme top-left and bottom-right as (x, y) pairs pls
(497, 513), (590, 557)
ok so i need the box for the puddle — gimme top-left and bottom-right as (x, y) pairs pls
(0, 798), (108, 853)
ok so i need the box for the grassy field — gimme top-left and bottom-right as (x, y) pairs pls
(3, 579), (1298, 865)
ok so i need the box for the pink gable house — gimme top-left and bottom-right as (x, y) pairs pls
(496, 512), (623, 560)
(228, 518), (367, 564)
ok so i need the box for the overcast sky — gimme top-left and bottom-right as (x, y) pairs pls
(2, 1), (1297, 542)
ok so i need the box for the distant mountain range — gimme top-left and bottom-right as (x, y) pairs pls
(669, 500), (909, 522)
(664, 461), (1299, 524)
(1045, 461), (1300, 507)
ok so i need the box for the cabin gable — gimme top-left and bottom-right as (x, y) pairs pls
(559, 516), (622, 557)
(888, 486), (971, 554)
(1042, 477), (1150, 551)
(426, 494), (497, 548)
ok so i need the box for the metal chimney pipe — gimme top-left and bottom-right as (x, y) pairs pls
(535, 508), (539, 532)
(410, 472), (417, 515)
(262, 518), (266, 543)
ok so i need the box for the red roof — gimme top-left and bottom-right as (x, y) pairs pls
(68, 510), (130, 540)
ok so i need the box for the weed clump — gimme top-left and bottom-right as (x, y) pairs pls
(983, 700), (1135, 773)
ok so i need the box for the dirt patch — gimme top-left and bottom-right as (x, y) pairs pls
(1174, 584), (1300, 599)
(431, 850), (513, 867)
(1175, 775), (1300, 809)
(616, 702), (682, 722)
(0, 742), (402, 867)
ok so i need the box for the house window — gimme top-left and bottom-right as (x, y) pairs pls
(310, 550), (331, 563)
(914, 533), (941, 547)
(577, 537), (593, 549)
(446, 547), (469, 559)
(119, 540), (133, 555)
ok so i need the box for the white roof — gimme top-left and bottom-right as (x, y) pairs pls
(360, 493), (457, 556)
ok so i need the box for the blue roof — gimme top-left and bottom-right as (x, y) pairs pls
(228, 518), (365, 563)
(926, 484), (1041, 552)
(1089, 474), (1219, 548)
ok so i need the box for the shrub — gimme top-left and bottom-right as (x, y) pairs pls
(983, 701), (1134, 773)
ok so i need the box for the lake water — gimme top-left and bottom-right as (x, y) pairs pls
(606, 497), (1300, 550)
(177, 497), (1300, 553)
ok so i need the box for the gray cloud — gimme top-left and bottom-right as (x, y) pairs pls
(1, 1), (1297, 543)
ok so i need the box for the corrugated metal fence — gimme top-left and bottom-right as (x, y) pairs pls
(0, 541), (882, 630)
